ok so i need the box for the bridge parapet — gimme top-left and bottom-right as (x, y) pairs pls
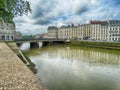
(15, 38), (66, 42)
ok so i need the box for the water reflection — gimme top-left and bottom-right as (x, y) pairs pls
(38, 42), (42, 48)
(20, 42), (43, 51)
(25, 46), (120, 90)
(57, 47), (120, 65)
(20, 42), (30, 51)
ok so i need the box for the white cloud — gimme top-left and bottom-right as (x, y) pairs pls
(14, 0), (120, 35)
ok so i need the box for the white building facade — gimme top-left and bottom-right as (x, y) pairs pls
(90, 21), (102, 40)
(90, 21), (108, 41)
(58, 26), (78, 39)
(0, 19), (15, 41)
(90, 20), (120, 41)
(48, 20), (120, 42)
(47, 26), (58, 38)
(77, 25), (84, 40)
(107, 20), (120, 41)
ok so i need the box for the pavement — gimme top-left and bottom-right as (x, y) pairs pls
(0, 42), (48, 90)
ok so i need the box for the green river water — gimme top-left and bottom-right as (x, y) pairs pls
(24, 45), (120, 90)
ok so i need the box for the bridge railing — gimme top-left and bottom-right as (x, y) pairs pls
(14, 38), (66, 41)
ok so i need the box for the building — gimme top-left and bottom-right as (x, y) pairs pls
(0, 19), (15, 41)
(107, 20), (120, 41)
(42, 33), (48, 38)
(34, 34), (42, 39)
(84, 24), (91, 40)
(72, 26), (78, 39)
(77, 25), (84, 40)
(58, 25), (78, 39)
(47, 26), (58, 38)
(90, 21), (102, 40)
(100, 21), (108, 41)
(0, 19), (5, 40)
(58, 26), (67, 39)
(14, 31), (22, 40)
(47, 20), (120, 42)
(57, 24), (94, 40)
(90, 20), (108, 41)
(90, 20), (120, 41)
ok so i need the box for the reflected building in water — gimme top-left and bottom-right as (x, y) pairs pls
(57, 47), (120, 65)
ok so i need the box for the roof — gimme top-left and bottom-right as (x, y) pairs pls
(90, 21), (102, 24)
(90, 20), (108, 25)
(48, 26), (58, 30)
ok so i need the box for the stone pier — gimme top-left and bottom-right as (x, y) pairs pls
(0, 42), (47, 90)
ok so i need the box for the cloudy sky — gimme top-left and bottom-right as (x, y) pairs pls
(14, 0), (120, 35)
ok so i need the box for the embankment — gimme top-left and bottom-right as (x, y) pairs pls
(6, 42), (37, 73)
(0, 42), (48, 90)
(67, 41), (120, 50)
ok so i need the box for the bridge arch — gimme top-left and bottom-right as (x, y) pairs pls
(16, 39), (68, 50)
(19, 41), (43, 50)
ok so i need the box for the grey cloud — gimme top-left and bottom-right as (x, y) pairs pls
(30, 0), (58, 25)
(14, 0), (120, 35)
(75, 6), (89, 15)
(71, 0), (90, 15)
(34, 18), (51, 25)
(32, 0), (56, 19)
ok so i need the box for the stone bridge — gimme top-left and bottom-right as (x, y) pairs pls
(15, 38), (70, 48)
(0, 42), (47, 90)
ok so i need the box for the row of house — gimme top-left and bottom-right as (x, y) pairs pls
(0, 19), (15, 41)
(47, 20), (120, 41)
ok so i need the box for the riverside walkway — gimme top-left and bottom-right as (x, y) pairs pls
(0, 42), (47, 90)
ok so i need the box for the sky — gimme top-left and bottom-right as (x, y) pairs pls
(13, 0), (120, 35)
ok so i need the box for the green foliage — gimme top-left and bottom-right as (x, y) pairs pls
(0, 0), (31, 21)
(0, 0), (5, 8)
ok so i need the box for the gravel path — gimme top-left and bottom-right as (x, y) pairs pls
(0, 42), (47, 90)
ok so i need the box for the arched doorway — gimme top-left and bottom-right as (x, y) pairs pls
(2, 35), (5, 40)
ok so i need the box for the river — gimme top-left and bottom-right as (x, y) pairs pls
(23, 44), (120, 90)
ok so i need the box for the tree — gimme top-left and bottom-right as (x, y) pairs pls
(0, 0), (31, 21)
